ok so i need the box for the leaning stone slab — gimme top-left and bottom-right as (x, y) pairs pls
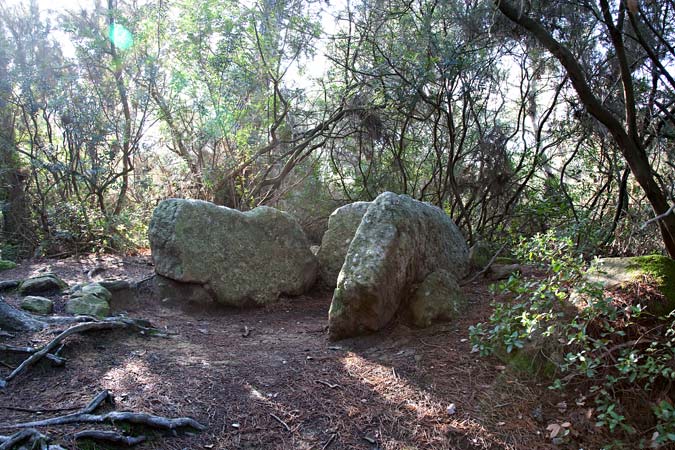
(317, 202), (370, 287)
(21, 296), (54, 315)
(148, 199), (318, 306)
(18, 274), (68, 295)
(328, 192), (469, 339)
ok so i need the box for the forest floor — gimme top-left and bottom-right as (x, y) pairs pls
(0, 256), (602, 450)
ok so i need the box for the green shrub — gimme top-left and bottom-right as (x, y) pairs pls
(469, 231), (675, 447)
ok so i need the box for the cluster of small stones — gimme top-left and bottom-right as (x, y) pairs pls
(2, 273), (129, 319)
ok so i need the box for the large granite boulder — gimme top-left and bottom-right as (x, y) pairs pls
(18, 274), (68, 295)
(317, 202), (370, 287)
(328, 192), (469, 339)
(148, 199), (318, 306)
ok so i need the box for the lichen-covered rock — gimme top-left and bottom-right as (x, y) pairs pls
(66, 295), (110, 317)
(20, 296), (54, 315)
(488, 263), (522, 281)
(409, 270), (466, 328)
(148, 198), (318, 306)
(18, 274), (67, 295)
(317, 202), (370, 287)
(585, 255), (675, 315)
(468, 242), (491, 269)
(328, 192), (469, 339)
(66, 283), (112, 317)
(71, 282), (113, 302)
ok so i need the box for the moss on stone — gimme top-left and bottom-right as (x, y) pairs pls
(494, 344), (558, 379)
(0, 260), (17, 271)
(494, 256), (519, 265)
(628, 255), (675, 315)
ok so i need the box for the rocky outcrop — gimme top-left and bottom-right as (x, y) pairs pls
(409, 270), (466, 328)
(20, 296), (54, 315)
(317, 202), (370, 287)
(328, 192), (469, 339)
(148, 199), (318, 307)
(18, 274), (67, 295)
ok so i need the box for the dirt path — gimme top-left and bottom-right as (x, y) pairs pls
(1, 258), (565, 449)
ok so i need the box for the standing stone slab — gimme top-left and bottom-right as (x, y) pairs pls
(328, 192), (469, 339)
(148, 199), (318, 306)
(317, 202), (370, 287)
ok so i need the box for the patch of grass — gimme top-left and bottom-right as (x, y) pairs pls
(629, 255), (675, 307)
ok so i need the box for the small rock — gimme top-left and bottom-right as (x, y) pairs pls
(20, 296), (54, 315)
(531, 405), (545, 424)
(446, 403), (457, 415)
(18, 274), (68, 295)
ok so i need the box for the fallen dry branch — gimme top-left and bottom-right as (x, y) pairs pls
(0, 344), (66, 366)
(1, 390), (204, 447)
(460, 244), (507, 286)
(0, 317), (165, 388)
(0, 390), (204, 431)
(74, 430), (147, 446)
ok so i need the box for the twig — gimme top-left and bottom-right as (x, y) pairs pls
(74, 430), (146, 446)
(460, 244), (507, 286)
(270, 413), (291, 432)
(642, 204), (675, 229)
(315, 380), (341, 389)
(322, 433), (337, 450)
(0, 404), (80, 414)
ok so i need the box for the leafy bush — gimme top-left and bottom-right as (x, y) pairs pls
(470, 231), (675, 447)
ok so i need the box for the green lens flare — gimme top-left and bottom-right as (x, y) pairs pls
(108, 24), (134, 51)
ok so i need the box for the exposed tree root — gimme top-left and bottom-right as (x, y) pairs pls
(0, 390), (205, 448)
(0, 344), (66, 366)
(0, 297), (46, 331)
(0, 428), (65, 450)
(0, 317), (166, 388)
(0, 296), (97, 333)
(74, 430), (146, 446)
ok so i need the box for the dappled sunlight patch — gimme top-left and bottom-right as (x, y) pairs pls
(101, 358), (159, 393)
(342, 353), (443, 419)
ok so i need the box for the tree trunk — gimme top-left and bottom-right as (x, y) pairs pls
(494, 0), (675, 257)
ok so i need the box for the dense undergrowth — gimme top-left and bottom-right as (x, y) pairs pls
(470, 232), (675, 448)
